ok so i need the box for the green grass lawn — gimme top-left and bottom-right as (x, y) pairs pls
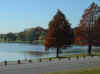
(44, 67), (100, 74)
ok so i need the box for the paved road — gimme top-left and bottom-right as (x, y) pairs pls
(0, 56), (100, 74)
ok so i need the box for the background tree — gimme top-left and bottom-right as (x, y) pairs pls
(39, 31), (47, 40)
(44, 10), (74, 58)
(0, 34), (7, 41)
(6, 32), (17, 41)
(24, 28), (37, 42)
(23, 27), (46, 43)
(17, 32), (26, 41)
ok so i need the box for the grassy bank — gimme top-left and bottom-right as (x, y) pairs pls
(46, 53), (100, 60)
(44, 67), (100, 74)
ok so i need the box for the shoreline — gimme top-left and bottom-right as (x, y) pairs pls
(1, 53), (100, 66)
(0, 40), (44, 44)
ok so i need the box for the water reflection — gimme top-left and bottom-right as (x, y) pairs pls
(0, 43), (100, 61)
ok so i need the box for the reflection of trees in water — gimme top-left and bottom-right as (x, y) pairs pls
(23, 46), (100, 58)
(25, 51), (48, 56)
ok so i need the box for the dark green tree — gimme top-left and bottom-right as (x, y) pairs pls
(6, 32), (17, 41)
(17, 32), (26, 41)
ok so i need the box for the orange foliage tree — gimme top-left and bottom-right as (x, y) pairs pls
(44, 10), (74, 57)
(74, 2), (100, 55)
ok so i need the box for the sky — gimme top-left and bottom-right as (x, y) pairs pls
(0, 0), (99, 34)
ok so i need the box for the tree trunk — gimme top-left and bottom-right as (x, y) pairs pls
(88, 31), (92, 56)
(56, 48), (59, 58)
(88, 43), (92, 56)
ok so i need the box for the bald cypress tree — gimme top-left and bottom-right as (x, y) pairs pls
(44, 10), (74, 57)
(75, 2), (100, 55)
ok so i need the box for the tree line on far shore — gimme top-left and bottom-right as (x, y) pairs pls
(0, 27), (47, 44)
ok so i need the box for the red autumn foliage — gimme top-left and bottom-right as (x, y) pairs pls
(44, 10), (73, 52)
(74, 2), (100, 46)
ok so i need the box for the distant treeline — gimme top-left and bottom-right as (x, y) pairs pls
(0, 26), (47, 44)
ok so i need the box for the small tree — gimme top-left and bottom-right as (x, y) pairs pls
(44, 10), (74, 58)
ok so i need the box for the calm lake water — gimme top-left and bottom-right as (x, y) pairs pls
(0, 43), (100, 61)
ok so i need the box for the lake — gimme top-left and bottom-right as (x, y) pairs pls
(0, 43), (100, 62)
